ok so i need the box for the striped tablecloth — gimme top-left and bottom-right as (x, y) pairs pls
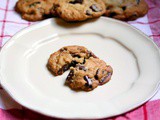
(0, 0), (160, 119)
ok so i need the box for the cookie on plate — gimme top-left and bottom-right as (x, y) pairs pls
(47, 45), (97, 76)
(102, 0), (148, 21)
(65, 57), (113, 91)
(53, 0), (106, 21)
(15, 0), (56, 21)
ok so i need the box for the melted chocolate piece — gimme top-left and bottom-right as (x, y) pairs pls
(136, 0), (140, 4)
(76, 64), (87, 71)
(99, 72), (112, 85)
(109, 12), (117, 17)
(90, 4), (101, 12)
(86, 10), (92, 16)
(71, 60), (78, 67)
(88, 51), (97, 58)
(94, 69), (99, 80)
(58, 64), (70, 75)
(83, 58), (86, 64)
(69, 0), (83, 4)
(71, 54), (81, 58)
(122, 6), (126, 11)
(84, 76), (92, 88)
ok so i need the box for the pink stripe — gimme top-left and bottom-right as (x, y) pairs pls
(0, 20), (29, 25)
(0, 7), (14, 12)
(0, 35), (13, 37)
(146, 0), (160, 47)
(149, 34), (160, 37)
(143, 104), (148, 120)
(0, 0), (9, 47)
(129, 20), (160, 25)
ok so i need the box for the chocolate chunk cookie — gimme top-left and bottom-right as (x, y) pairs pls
(47, 46), (97, 76)
(102, 0), (148, 21)
(53, 0), (106, 21)
(15, 0), (56, 21)
(66, 57), (113, 91)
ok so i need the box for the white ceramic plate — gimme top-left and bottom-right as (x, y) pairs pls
(0, 17), (160, 119)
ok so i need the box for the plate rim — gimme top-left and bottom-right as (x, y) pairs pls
(0, 17), (160, 119)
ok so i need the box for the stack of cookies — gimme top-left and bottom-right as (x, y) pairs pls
(47, 45), (113, 91)
(15, 0), (148, 22)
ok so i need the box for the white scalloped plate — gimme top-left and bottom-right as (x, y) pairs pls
(0, 17), (160, 119)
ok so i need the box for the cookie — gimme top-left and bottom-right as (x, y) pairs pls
(53, 0), (106, 21)
(102, 0), (148, 21)
(47, 45), (97, 76)
(15, 0), (56, 21)
(65, 57), (113, 91)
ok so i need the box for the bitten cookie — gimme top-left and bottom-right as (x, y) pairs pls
(15, 0), (56, 21)
(102, 0), (148, 21)
(65, 57), (113, 91)
(47, 45), (97, 76)
(53, 0), (106, 21)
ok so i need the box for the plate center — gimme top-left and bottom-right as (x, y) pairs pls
(25, 33), (139, 103)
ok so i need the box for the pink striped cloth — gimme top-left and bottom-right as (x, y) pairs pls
(0, 0), (160, 119)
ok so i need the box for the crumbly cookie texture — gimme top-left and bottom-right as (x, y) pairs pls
(102, 0), (148, 21)
(66, 57), (113, 91)
(15, 0), (56, 21)
(53, 0), (106, 21)
(47, 45), (97, 76)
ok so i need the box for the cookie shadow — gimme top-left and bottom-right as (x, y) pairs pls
(52, 17), (100, 29)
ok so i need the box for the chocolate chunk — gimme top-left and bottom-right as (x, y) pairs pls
(71, 60), (78, 67)
(29, 2), (41, 7)
(84, 76), (92, 88)
(122, 6), (126, 11)
(71, 54), (81, 58)
(69, 0), (83, 4)
(76, 64), (87, 71)
(66, 70), (74, 81)
(90, 4), (101, 12)
(88, 51), (97, 58)
(136, 0), (140, 4)
(94, 69), (99, 80)
(86, 10), (92, 16)
(58, 64), (70, 75)
(109, 12), (117, 17)
(83, 59), (86, 64)
(99, 72), (112, 85)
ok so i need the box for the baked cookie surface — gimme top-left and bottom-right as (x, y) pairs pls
(47, 45), (97, 76)
(65, 57), (113, 91)
(15, 0), (56, 21)
(53, 0), (106, 21)
(102, 0), (148, 20)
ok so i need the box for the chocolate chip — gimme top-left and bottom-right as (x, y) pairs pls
(76, 65), (87, 71)
(83, 59), (86, 64)
(122, 6), (126, 11)
(84, 76), (92, 88)
(86, 10), (92, 16)
(69, 0), (83, 4)
(99, 72), (112, 85)
(90, 4), (101, 12)
(71, 60), (78, 67)
(58, 64), (70, 75)
(29, 2), (41, 7)
(94, 69), (99, 80)
(109, 12), (117, 17)
(136, 0), (140, 4)
(60, 48), (65, 52)
(66, 70), (74, 81)
(71, 54), (81, 58)
(88, 51), (97, 58)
